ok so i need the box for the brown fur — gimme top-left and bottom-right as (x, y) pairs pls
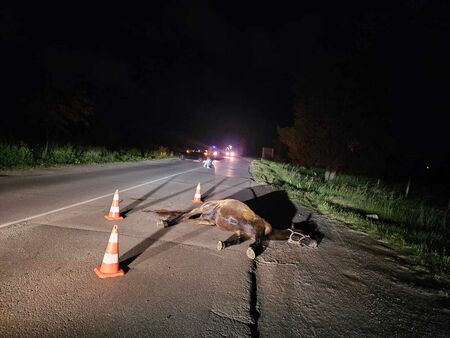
(156, 199), (315, 259)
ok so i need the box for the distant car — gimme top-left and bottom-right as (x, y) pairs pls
(206, 147), (223, 160)
(224, 145), (236, 157)
(224, 149), (236, 157)
(179, 149), (207, 161)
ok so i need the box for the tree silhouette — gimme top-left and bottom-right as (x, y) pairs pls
(27, 83), (93, 152)
(279, 50), (392, 179)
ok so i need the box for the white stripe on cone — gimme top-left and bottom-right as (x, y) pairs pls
(109, 232), (118, 243)
(109, 206), (120, 213)
(102, 252), (119, 264)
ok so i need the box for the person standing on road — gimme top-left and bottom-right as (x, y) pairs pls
(204, 146), (213, 168)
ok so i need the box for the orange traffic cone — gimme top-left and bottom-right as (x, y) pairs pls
(105, 189), (123, 220)
(94, 225), (125, 279)
(192, 183), (202, 203)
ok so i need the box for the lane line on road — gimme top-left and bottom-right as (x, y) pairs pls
(0, 167), (200, 229)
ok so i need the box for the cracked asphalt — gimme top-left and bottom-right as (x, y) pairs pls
(1, 158), (449, 337)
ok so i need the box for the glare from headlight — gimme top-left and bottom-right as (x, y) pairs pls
(213, 151), (218, 156)
(230, 151), (235, 156)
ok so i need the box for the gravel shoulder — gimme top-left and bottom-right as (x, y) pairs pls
(255, 203), (450, 337)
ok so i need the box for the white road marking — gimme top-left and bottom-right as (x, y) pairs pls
(0, 167), (199, 229)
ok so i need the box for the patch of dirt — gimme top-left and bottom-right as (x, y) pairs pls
(254, 204), (450, 337)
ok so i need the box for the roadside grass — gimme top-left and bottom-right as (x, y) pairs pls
(250, 160), (450, 277)
(0, 143), (174, 169)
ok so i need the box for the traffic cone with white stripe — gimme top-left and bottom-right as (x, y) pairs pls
(94, 225), (125, 279)
(105, 189), (123, 220)
(192, 183), (202, 203)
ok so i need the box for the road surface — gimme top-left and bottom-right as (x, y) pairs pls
(0, 157), (449, 337)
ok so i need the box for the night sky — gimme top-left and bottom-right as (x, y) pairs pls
(1, 1), (449, 172)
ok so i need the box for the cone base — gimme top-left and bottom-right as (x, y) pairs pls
(104, 215), (124, 221)
(94, 267), (125, 279)
(192, 199), (202, 203)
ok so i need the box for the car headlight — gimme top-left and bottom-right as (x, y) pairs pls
(213, 151), (218, 156)
(230, 151), (235, 156)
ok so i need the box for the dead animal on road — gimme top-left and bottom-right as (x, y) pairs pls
(156, 199), (317, 259)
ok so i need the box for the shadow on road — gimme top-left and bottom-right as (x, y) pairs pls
(119, 225), (213, 272)
(292, 214), (325, 244)
(227, 185), (324, 241)
(121, 176), (177, 217)
(201, 177), (228, 200)
(121, 178), (216, 216)
(119, 177), (227, 271)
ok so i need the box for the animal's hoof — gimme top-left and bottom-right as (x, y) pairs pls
(157, 219), (169, 228)
(302, 237), (318, 248)
(246, 246), (256, 260)
(216, 241), (225, 251)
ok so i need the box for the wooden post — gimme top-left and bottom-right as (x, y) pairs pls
(261, 147), (274, 160)
(443, 196), (450, 230)
(405, 179), (411, 198)
(324, 170), (330, 182)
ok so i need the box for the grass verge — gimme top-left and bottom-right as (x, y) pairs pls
(0, 143), (174, 170)
(250, 160), (450, 278)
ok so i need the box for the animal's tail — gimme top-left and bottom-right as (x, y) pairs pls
(153, 209), (188, 217)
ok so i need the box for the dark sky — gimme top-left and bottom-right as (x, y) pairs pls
(1, 1), (449, 161)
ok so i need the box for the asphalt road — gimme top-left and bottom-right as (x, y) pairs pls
(0, 157), (262, 336)
(1, 157), (449, 337)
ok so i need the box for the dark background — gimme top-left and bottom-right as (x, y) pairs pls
(1, 1), (449, 180)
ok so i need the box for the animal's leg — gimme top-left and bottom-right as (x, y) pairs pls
(216, 232), (250, 251)
(157, 214), (184, 228)
(267, 229), (291, 240)
(184, 218), (216, 226)
(157, 219), (171, 228)
(157, 215), (215, 228)
(157, 204), (207, 228)
(246, 230), (265, 260)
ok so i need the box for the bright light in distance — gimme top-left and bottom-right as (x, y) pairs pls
(186, 150), (190, 153)
(213, 151), (218, 156)
(230, 151), (235, 156)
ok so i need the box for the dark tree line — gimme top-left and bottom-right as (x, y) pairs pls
(278, 53), (393, 178)
(277, 1), (449, 181)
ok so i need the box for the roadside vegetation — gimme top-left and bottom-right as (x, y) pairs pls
(0, 143), (174, 170)
(250, 160), (450, 277)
